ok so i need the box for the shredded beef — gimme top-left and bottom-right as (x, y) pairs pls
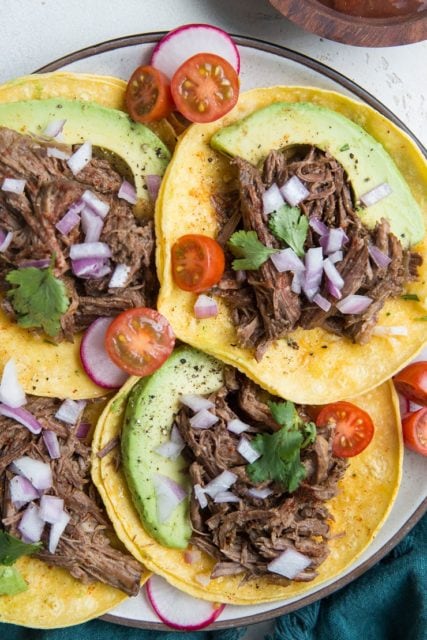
(0, 396), (143, 596)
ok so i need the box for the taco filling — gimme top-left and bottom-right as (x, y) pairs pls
(212, 146), (423, 360)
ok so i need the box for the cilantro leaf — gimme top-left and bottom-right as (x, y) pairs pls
(0, 531), (42, 565)
(6, 263), (69, 337)
(268, 205), (308, 257)
(228, 230), (277, 270)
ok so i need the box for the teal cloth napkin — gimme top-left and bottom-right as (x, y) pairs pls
(2, 514), (426, 640)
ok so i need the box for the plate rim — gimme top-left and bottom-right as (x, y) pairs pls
(33, 31), (427, 630)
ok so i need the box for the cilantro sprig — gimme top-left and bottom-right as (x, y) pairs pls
(228, 230), (277, 270)
(247, 400), (316, 493)
(268, 204), (309, 257)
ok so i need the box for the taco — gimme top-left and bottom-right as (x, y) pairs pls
(156, 86), (427, 405)
(0, 379), (148, 628)
(0, 72), (170, 399)
(92, 345), (402, 605)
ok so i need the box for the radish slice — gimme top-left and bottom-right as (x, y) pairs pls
(80, 317), (129, 389)
(398, 393), (410, 417)
(0, 359), (26, 408)
(151, 24), (240, 80)
(146, 574), (225, 630)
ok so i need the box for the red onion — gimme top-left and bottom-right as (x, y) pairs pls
(291, 271), (304, 295)
(320, 228), (348, 255)
(71, 257), (111, 280)
(75, 421), (91, 439)
(55, 399), (86, 425)
(18, 258), (50, 269)
(47, 147), (70, 160)
(81, 206), (104, 243)
(360, 182), (392, 207)
(10, 475), (39, 507)
(247, 487), (273, 500)
(227, 418), (250, 435)
(42, 430), (61, 459)
(189, 409), (219, 430)
(49, 510), (70, 553)
(118, 180), (137, 205)
(43, 119), (66, 138)
(368, 245), (392, 268)
(67, 141), (92, 176)
(213, 491), (240, 504)
(180, 394), (215, 412)
(109, 264), (131, 289)
(55, 208), (81, 235)
(0, 359), (26, 408)
(309, 217), (328, 237)
(204, 470), (237, 499)
(0, 230), (13, 253)
(194, 295), (218, 319)
(145, 175), (162, 203)
(336, 294), (373, 315)
(152, 473), (187, 523)
(372, 325), (408, 337)
(171, 424), (185, 446)
(0, 404), (42, 434)
(39, 495), (65, 524)
(2, 178), (26, 195)
(18, 503), (45, 543)
(194, 483), (208, 509)
(155, 439), (185, 460)
(262, 183), (284, 215)
(267, 547), (311, 579)
(237, 436), (260, 463)
(81, 190), (110, 219)
(313, 293), (331, 312)
(10, 456), (52, 491)
(323, 258), (344, 290)
(70, 242), (111, 260)
(280, 176), (309, 207)
(270, 248), (305, 273)
(303, 247), (323, 301)
(329, 250), (343, 264)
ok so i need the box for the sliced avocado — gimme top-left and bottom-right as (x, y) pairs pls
(0, 98), (170, 216)
(121, 346), (224, 549)
(210, 102), (424, 248)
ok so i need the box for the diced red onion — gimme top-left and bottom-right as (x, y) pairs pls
(39, 495), (64, 524)
(236, 269), (247, 284)
(248, 487), (273, 500)
(180, 394), (215, 412)
(327, 279), (343, 300)
(155, 439), (185, 460)
(0, 230), (13, 253)
(194, 483), (208, 508)
(227, 418), (250, 435)
(11, 456), (52, 491)
(262, 183), (284, 215)
(71, 257), (111, 279)
(0, 404), (42, 434)
(118, 180), (137, 205)
(320, 228), (348, 255)
(0, 359), (26, 408)
(2, 178), (26, 195)
(184, 548), (202, 564)
(323, 258), (344, 290)
(237, 436), (260, 463)
(75, 421), (91, 439)
(49, 510), (70, 553)
(336, 294), (373, 315)
(309, 217), (328, 237)
(18, 503), (45, 543)
(55, 208), (80, 235)
(360, 182), (392, 207)
(81, 190), (110, 219)
(10, 475), (39, 507)
(372, 325), (408, 337)
(270, 248), (305, 273)
(42, 430), (61, 459)
(291, 270), (304, 295)
(204, 470), (237, 498)
(81, 205), (104, 243)
(329, 250), (343, 264)
(280, 176), (309, 207)
(47, 147), (71, 160)
(214, 491), (240, 504)
(194, 295), (218, 319)
(313, 293), (331, 312)
(368, 245), (392, 268)
(146, 175), (162, 203)
(267, 548), (311, 579)
(189, 409), (219, 430)
(171, 424), (185, 446)
(109, 264), (131, 289)
(303, 247), (323, 301)
(18, 258), (50, 269)
(70, 242), (111, 260)
(55, 399), (86, 425)
(43, 119), (66, 138)
(67, 141), (92, 176)
(152, 473), (187, 523)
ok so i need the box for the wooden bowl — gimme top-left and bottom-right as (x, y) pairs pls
(269, 0), (427, 46)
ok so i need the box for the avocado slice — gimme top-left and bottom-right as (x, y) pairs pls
(0, 98), (170, 216)
(121, 347), (224, 549)
(210, 102), (424, 248)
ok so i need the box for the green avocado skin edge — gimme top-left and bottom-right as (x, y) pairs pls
(120, 346), (224, 550)
(210, 101), (425, 249)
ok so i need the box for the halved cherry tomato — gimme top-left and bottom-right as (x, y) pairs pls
(125, 65), (174, 123)
(105, 308), (175, 377)
(171, 234), (225, 293)
(402, 408), (427, 456)
(393, 361), (427, 406)
(170, 53), (239, 124)
(316, 401), (375, 458)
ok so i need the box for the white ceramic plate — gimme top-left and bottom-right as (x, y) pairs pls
(37, 34), (427, 630)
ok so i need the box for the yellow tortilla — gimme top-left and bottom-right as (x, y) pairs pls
(156, 86), (427, 405)
(91, 373), (402, 605)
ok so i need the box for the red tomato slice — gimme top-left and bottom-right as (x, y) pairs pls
(402, 408), (427, 456)
(171, 234), (225, 293)
(393, 361), (427, 406)
(126, 65), (174, 123)
(105, 308), (175, 377)
(316, 401), (375, 458)
(170, 53), (239, 123)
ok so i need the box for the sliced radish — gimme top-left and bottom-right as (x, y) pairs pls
(151, 24), (240, 80)
(146, 574), (225, 630)
(80, 317), (129, 389)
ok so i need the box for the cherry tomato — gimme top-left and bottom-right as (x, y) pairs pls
(170, 53), (239, 123)
(393, 361), (427, 406)
(105, 308), (175, 377)
(171, 234), (225, 293)
(126, 65), (174, 123)
(316, 401), (375, 458)
(401, 408), (427, 456)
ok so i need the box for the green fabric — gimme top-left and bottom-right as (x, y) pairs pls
(2, 514), (425, 640)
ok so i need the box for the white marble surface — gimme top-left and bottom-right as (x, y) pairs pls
(0, 2), (425, 638)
